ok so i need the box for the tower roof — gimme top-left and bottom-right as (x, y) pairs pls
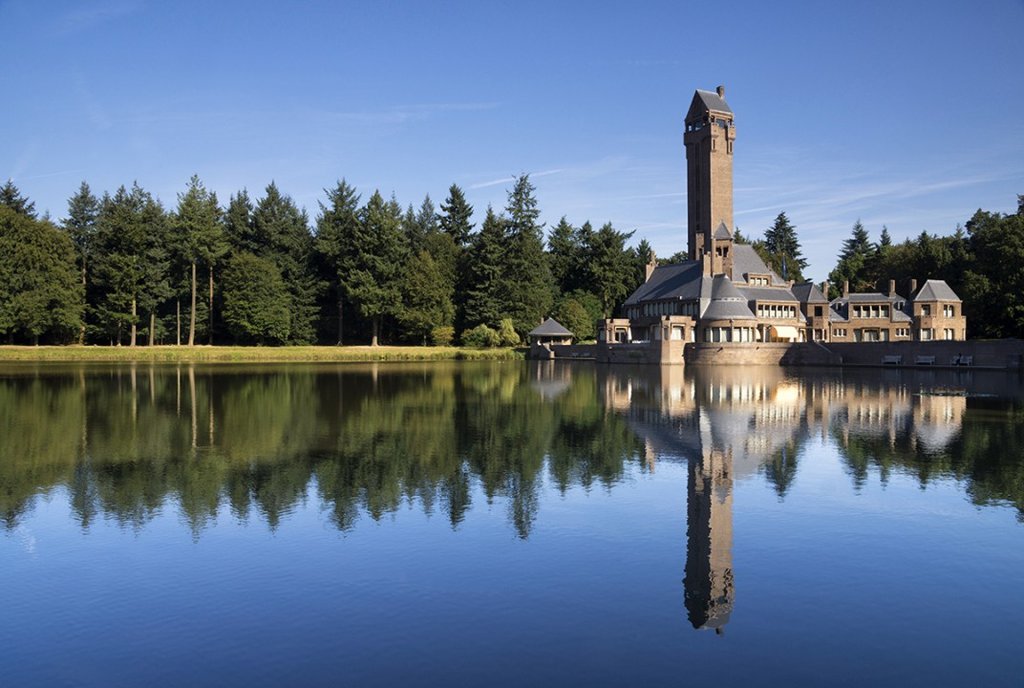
(713, 221), (733, 240)
(686, 87), (732, 121)
(912, 279), (961, 302)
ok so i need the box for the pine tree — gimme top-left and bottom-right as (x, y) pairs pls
(174, 175), (224, 346)
(763, 212), (808, 282)
(92, 184), (168, 346)
(502, 175), (553, 336)
(62, 182), (100, 343)
(315, 179), (361, 345)
(221, 252), (291, 344)
(547, 216), (581, 294)
(399, 249), (454, 344)
(438, 184), (474, 246)
(582, 222), (636, 317)
(829, 220), (876, 294)
(0, 180), (36, 218)
(251, 183), (319, 344)
(225, 189), (257, 254)
(349, 190), (407, 346)
(463, 206), (506, 330)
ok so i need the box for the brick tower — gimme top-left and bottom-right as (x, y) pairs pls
(684, 85), (735, 274)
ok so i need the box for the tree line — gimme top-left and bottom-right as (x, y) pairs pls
(724, 200), (1024, 339)
(0, 176), (645, 346)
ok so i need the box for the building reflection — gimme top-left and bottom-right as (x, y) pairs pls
(594, 364), (969, 633)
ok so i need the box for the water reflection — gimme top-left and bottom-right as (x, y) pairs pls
(1, 361), (1022, 633)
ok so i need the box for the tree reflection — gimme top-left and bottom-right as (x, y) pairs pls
(1, 361), (1022, 631)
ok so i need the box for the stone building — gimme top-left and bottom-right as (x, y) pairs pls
(603, 85), (967, 352)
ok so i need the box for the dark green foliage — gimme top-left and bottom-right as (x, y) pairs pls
(547, 216), (582, 294)
(438, 184), (474, 246)
(0, 180), (36, 218)
(762, 212), (807, 283)
(91, 184), (168, 345)
(251, 183), (319, 344)
(62, 182), (100, 342)
(224, 189), (257, 254)
(174, 175), (226, 346)
(552, 295), (594, 340)
(582, 222), (636, 317)
(221, 252), (290, 344)
(828, 220), (875, 294)
(348, 191), (407, 345)
(462, 323), (500, 347)
(463, 206), (507, 329)
(0, 206), (83, 343)
(502, 175), (554, 337)
(315, 180), (361, 345)
(962, 209), (1024, 338)
(399, 249), (455, 344)
(497, 318), (520, 347)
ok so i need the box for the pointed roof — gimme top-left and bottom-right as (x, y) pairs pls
(623, 260), (706, 305)
(791, 281), (828, 304)
(912, 279), (961, 302)
(529, 318), (573, 337)
(702, 275), (757, 321)
(731, 244), (788, 287)
(713, 221), (732, 240)
(687, 88), (732, 119)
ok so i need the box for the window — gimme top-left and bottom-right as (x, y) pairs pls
(815, 306), (823, 317)
(921, 304), (931, 316)
(920, 328), (933, 341)
(944, 328), (955, 340)
(944, 305), (956, 317)
(833, 328), (847, 337)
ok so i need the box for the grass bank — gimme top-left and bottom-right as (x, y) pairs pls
(0, 345), (526, 363)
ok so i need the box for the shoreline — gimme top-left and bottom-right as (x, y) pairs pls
(0, 345), (525, 363)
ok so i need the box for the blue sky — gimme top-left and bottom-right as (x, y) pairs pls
(2, 0), (1022, 280)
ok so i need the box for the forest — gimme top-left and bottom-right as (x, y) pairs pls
(0, 176), (645, 347)
(1, 176), (1022, 345)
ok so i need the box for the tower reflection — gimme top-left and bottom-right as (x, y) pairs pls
(597, 364), (969, 633)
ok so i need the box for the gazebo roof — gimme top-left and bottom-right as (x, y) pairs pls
(529, 318), (573, 337)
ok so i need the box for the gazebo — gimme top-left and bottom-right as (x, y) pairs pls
(528, 318), (574, 346)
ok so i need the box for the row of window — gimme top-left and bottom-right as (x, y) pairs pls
(851, 305), (890, 319)
(918, 304), (958, 317)
(832, 327), (954, 340)
(756, 304), (798, 319)
(704, 327), (756, 343)
(633, 301), (699, 318)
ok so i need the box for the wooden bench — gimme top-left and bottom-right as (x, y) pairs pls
(915, 355), (936, 365)
(952, 355), (973, 366)
(882, 355), (902, 365)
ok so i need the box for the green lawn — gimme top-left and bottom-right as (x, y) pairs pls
(0, 345), (525, 363)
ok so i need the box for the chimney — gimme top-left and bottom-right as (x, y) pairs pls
(823, 281), (830, 300)
(842, 280), (850, 298)
(889, 279), (896, 297)
(909, 278), (918, 296)
(645, 250), (657, 282)
(716, 85), (725, 99)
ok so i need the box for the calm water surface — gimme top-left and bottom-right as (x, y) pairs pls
(1, 361), (1022, 687)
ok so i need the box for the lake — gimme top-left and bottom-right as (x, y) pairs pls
(1, 361), (1022, 687)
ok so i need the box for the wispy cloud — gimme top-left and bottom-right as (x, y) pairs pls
(469, 168), (564, 190)
(54, 0), (142, 35)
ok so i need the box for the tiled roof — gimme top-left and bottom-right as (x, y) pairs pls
(529, 318), (573, 337)
(737, 286), (799, 303)
(694, 89), (732, 114)
(732, 245), (788, 287)
(913, 279), (961, 302)
(702, 275), (756, 321)
(624, 261), (705, 305)
(791, 281), (828, 303)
